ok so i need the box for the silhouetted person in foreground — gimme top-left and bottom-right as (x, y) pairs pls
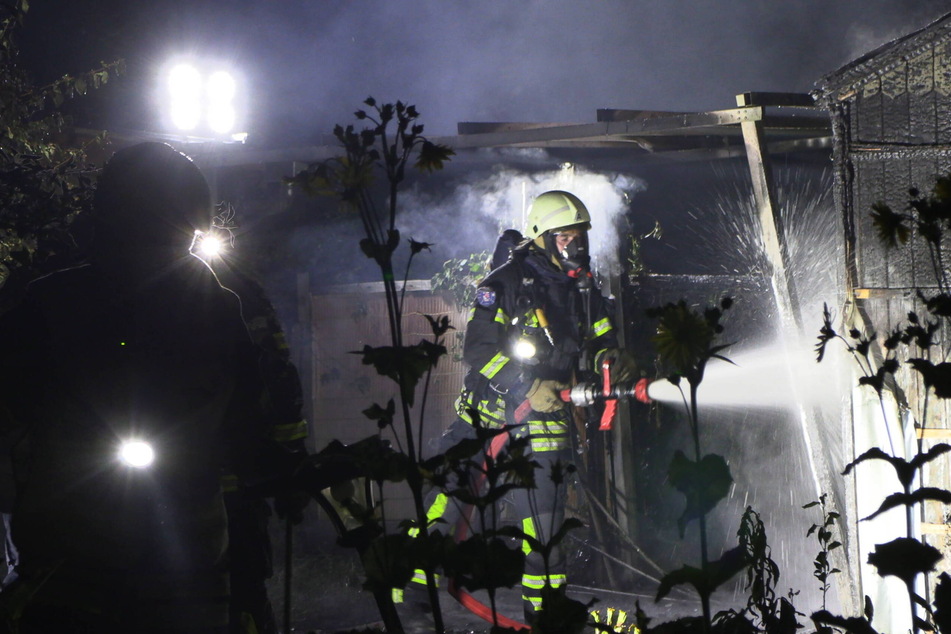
(205, 247), (311, 634)
(0, 142), (283, 633)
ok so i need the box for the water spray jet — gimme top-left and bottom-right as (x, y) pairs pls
(645, 341), (848, 412)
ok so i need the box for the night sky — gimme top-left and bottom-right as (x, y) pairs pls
(15, 1), (951, 147)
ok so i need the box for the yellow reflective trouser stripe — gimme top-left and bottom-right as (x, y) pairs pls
(408, 569), (438, 589)
(522, 573), (567, 611)
(530, 438), (568, 452)
(393, 570), (441, 603)
(592, 317), (613, 337)
(397, 493), (450, 603)
(427, 493), (448, 525)
(220, 472), (239, 493)
(407, 493), (449, 539)
(522, 517), (536, 555)
(238, 611), (259, 634)
(411, 569), (436, 586)
(527, 421), (569, 452)
(479, 351), (510, 380)
(521, 516), (567, 611)
(522, 573), (567, 589)
(273, 332), (290, 351)
(272, 419), (308, 443)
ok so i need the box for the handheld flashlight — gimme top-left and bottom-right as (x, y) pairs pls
(118, 439), (155, 468)
(189, 229), (227, 260)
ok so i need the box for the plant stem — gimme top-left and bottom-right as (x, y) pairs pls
(690, 380), (712, 632)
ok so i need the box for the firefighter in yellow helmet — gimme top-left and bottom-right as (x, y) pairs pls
(399, 191), (634, 624)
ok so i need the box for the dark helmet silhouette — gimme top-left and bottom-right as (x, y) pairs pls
(93, 142), (211, 249)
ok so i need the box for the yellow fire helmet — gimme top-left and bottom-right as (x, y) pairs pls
(524, 190), (591, 239)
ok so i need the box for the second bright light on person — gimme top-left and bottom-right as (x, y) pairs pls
(118, 440), (155, 469)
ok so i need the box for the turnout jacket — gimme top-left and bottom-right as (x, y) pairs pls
(458, 240), (618, 432)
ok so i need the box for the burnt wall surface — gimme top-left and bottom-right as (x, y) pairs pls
(818, 11), (951, 294)
(818, 10), (951, 589)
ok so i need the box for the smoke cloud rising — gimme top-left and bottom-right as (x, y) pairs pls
(397, 151), (645, 277)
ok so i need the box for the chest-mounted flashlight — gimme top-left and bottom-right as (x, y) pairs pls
(118, 439), (155, 469)
(513, 337), (537, 361)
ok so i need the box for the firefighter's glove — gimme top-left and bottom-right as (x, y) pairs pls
(597, 348), (638, 383)
(274, 488), (310, 525)
(526, 378), (569, 413)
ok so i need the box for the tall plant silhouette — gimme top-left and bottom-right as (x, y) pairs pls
(290, 100), (565, 634)
(646, 298), (746, 631)
(287, 98), (456, 632)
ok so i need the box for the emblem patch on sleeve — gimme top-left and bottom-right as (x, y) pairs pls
(476, 286), (497, 307)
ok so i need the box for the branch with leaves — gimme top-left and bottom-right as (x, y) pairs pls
(0, 0), (121, 306)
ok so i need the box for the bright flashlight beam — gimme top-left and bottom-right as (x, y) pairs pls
(514, 339), (537, 360)
(198, 234), (224, 258)
(119, 440), (155, 468)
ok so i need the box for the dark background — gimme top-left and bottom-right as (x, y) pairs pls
(15, 1), (951, 146)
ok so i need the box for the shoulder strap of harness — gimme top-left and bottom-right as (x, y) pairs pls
(508, 239), (536, 315)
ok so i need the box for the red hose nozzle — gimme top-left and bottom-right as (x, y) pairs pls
(634, 378), (652, 404)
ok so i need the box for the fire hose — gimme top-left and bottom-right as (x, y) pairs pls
(448, 359), (652, 629)
(286, 364), (654, 631)
(514, 358), (652, 430)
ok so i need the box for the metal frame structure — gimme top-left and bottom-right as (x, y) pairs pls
(191, 90), (831, 330)
(193, 92), (830, 328)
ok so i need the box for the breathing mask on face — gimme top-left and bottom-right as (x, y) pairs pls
(543, 225), (591, 278)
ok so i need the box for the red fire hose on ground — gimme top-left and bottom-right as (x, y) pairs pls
(446, 361), (652, 629)
(448, 430), (530, 631)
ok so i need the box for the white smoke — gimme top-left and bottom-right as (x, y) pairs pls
(399, 154), (646, 278)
